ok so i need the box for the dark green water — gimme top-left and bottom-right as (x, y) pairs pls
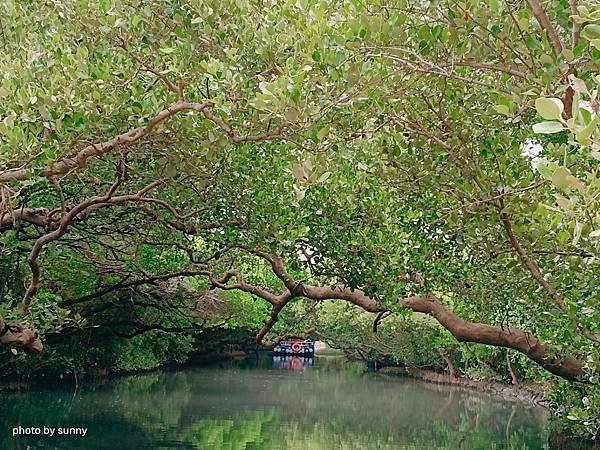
(1, 356), (549, 449)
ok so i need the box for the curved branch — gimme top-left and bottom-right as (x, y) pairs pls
(302, 284), (383, 312)
(21, 177), (163, 309)
(0, 101), (288, 184)
(400, 295), (585, 381)
(209, 269), (288, 306)
(213, 250), (585, 380)
(0, 207), (49, 231)
(497, 201), (566, 310)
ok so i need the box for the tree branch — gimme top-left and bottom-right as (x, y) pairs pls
(21, 176), (165, 309)
(0, 207), (49, 231)
(0, 315), (43, 354)
(220, 250), (587, 381)
(400, 295), (585, 381)
(0, 100), (288, 184)
(569, 0), (580, 48)
(496, 199), (567, 310)
(526, 0), (564, 57)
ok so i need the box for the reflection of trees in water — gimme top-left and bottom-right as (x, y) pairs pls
(0, 366), (548, 449)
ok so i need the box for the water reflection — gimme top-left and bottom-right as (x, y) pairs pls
(0, 356), (549, 449)
(272, 356), (314, 370)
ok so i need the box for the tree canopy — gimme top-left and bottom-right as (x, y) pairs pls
(1, 0), (600, 440)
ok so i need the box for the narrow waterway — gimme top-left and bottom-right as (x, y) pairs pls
(1, 356), (548, 449)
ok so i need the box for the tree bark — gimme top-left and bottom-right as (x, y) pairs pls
(0, 100), (287, 184)
(0, 315), (43, 354)
(526, 0), (564, 57)
(438, 348), (458, 377)
(208, 250), (588, 382)
(0, 208), (49, 231)
(400, 295), (585, 381)
(507, 351), (519, 387)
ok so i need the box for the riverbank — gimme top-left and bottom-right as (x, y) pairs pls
(0, 348), (251, 392)
(378, 366), (550, 408)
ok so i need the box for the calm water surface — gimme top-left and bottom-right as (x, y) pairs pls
(1, 356), (549, 449)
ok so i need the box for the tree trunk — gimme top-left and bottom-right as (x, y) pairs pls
(0, 315), (43, 354)
(249, 274), (587, 381)
(507, 351), (519, 387)
(400, 295), (585, 381)
(292, 283), (586, 381)
(438, 348), (458, 377)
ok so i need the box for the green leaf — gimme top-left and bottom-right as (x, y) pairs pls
(561, 48), (575, 61)
(284, 108), (300, 122)
(576, 117), (599, 145)
(535, 98), (563, 120)
(159, 47), (176, 54)
(317, 171), (331, 183)
(581, 24), (600, 40)
(533, 121), (564, 134)
(551, 166), (572, 190)
(294, 186), (306, 202)
(589, 151), (600, 160)
(573, 220), (583, 245)
(567, 175), (585, 195)
(572, 91), (580, 123)
(316, 126), (330, 141)
(292, 163), (308, 181)
(555, 196), (571, 210)
(494, 105), (510, 116)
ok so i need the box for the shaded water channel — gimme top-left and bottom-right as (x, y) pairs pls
(1, 356), (549, 449)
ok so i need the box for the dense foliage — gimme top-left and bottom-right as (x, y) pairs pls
(1, 0), (599, 442)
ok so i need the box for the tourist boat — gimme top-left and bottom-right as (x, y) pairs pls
(272, 356), (314, 370)
(272, 340), (314, 356)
